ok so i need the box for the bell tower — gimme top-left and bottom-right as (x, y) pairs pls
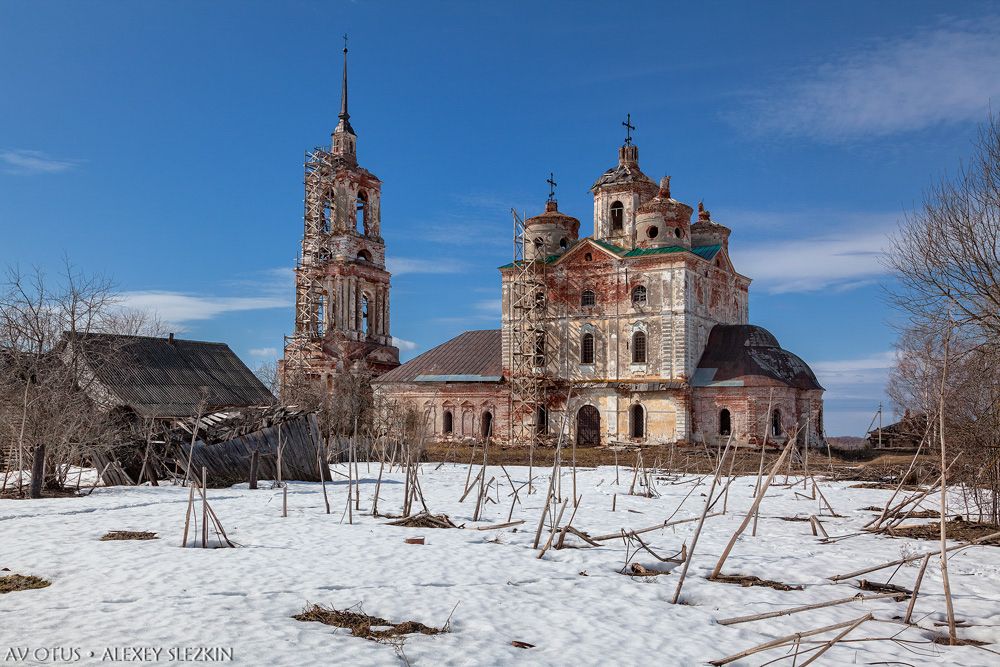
(282, 40), (400, 385)
(591, 115), (658, 249)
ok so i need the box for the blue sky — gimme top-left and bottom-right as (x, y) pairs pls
(2, 1), (998, 436)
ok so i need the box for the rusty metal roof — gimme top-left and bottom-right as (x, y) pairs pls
(72, 332), (276, 417)
(693, 325), (823, 391)
(373, 329), (502, 384)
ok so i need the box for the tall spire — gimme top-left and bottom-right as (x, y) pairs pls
(336, 34), (355, 136)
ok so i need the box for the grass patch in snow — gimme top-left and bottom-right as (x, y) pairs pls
(100, 531), (158, 541)
(385, 512), (459, 529)
(891, 519), (1000, 544)
(293, 603), (445, 642)
(0, 574), (50, 594)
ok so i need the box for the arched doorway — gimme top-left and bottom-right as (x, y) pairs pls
(576, 405), (601, 446)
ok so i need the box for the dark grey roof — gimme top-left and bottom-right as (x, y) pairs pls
(693, 325), (823, 391)
(72, 332), (275, 417)
(373, 330), (502, 384)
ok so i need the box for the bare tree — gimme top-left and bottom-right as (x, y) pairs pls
(886, 113), (1000, 524)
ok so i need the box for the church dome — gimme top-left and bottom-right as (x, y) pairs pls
(635, 177), (693, 248)
(524, 200), (580, 260)
(694, 324), (823, 391)
(525, 200), (580, 235)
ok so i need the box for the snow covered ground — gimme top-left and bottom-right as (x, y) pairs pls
(2, 463), (999, 666)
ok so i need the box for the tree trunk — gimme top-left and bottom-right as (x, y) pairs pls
(29, 444), (45, 499)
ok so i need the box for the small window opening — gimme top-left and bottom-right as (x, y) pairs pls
(357, 249), (372, 263)
(610, 201), (624, 232)
(772, 409), (783, 437)
(361, 295), (371, 338)
(559, 237), (568, 249)
(482, 411), (494, 439)
(632, 285), (647, 305)
(632, 330), (647, 363)
(719, 409), (731, 436)
(581, 332), (595, 364)
(355, 192), (367, 234)
(322, 204), (332, 233)
(675, 227), (683, 239)
(584, 252), (593, 262)
(535, 291), (545, 308)
(536, 405), (548, 435)
(647, 226), (659, 239)
(581, 289), (596, 308)
(534, 330), (546, 366)
(630, 403), (645, 438)
(443, 410), (454, 434)
(533, 238), (543, 251)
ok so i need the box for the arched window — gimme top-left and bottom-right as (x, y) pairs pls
(482, 411), (494, 439)
(719, 409), (731, 436)
(536, 405), (548, 435)
(355, 192), (367, 233)
(632, 330), (647, 363)
(674, 227), (683, 239)
(772, 409), (783, 437)
(816, 408), (823, 436)
(584, 252), (593, 262)
(533, 238), (543, 251)
(581, 289), (596, 307)
(559, 237), (568, 249)
(316, 295), (326, 337)
(322, 203), (332, 233)
(632, 285), (647, 305)
(535, 291), (545, 308)
(534, 330), (546, 366)
(361, 295), (371, 337)
(630, 403), (645, 438)
(357, 249), (372, 263)
(581, 332), (595, 364)
(443, 410), (454, 434)
(610, 201), (624, 232)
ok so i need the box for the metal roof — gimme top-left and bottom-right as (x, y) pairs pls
(623, 244), (721, 260)
(72, 332), (276, 418)
(693, 325), (823, 391)
(373, 329), (503, 384)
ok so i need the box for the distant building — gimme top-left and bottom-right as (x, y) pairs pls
(868, 411), (926, 449)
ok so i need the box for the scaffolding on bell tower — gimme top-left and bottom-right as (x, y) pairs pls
(507, 209), (550, 448)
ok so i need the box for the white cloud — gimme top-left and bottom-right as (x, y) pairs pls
(391, 337), (419, 352)
(812, 351), (896, 401)
(386, 257), (466, 276)
(117, 291), (290, 326)
(0, 149), (80, 175)
(248, 347), (278, 358)
(744, 17), (1000, 140)
(728, 211), (898, 293)
(474, 299), (501, 316)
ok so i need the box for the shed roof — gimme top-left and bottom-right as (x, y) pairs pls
(373, 330), (502, 384)
(693, 325), (823, 391)
(71, 332), (275, 417)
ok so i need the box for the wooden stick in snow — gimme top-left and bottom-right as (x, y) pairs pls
(903, 553), (932, 624)
(709, 614), (872, 666)
(717, 593), (899, 626)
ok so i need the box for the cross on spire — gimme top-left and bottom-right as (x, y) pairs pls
(622, 113), (635, 146)
(343, 33), (348, 53)
(546, 172), (557, 202)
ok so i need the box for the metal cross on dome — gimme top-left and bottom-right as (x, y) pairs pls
(343, 33), (348, 52)
(546, 172), (557, 202)
(623, 113), (635, 146)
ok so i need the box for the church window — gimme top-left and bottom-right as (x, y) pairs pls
(361, 295), (371, 338)
(630, 403), (645, 438)
(675, 227), (683, 239)
(536, 405), (548, 435)
(610, 201), (624, 232)
(584, 253), (593, 262)
(535, 291), (545, 308)
(647, 226), (659, 239)
(581, 289), (595, 308)
(357, 249), (372, 263)
(316, 295), (326, 337)
(632, 330), (647, 363)
(322, 204), (332, 233)
(772, 409), (783, 437)
(581, 332), (595, 364)
(355, 192), (367, 234)
(443, 410), (454, 434)
(534, 330), (546, 366)
(559, 237), (568, 249)
(632, 285), (647, 305)
(719, 409), (731, 436)
(482, 411), (494, 439)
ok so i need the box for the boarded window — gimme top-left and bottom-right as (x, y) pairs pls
(630, 404), (645, 438)
(581, 290), (595, 307)
(443, 410), (453, 434)
(610, 201), (624, 232)
(719, 409), (731, 436)
(632, 331), (647, 363)
(581, 332), (595, 364)
(632, 285), (647, 305)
